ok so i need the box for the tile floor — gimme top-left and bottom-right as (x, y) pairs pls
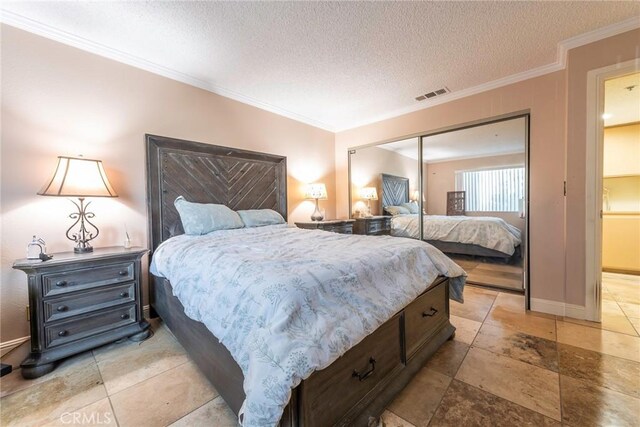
(1, 274), (639, 426)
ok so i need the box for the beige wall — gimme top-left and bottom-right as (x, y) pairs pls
(564, 29), (640, 306)
(0, 26), (335, 342)
(337, 28), (640, 307)
(603, 123), (640, 177)
(350, 144), (419, 216)
(425, 153), (526, 233)
(336, 71), (567, 304)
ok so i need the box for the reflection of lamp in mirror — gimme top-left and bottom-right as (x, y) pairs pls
(360, 187), (378, 217)
(38, 156), (118, 253)
(304, 183), (328, 221)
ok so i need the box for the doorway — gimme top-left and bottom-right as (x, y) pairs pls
(586, 60), (640, 323)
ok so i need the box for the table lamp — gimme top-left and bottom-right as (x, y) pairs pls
(360, 187), (378, 217)
(304, 183), (328, 221)
(38, 155), (118, 253)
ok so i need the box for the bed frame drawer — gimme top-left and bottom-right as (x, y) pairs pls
(299, 314), (402, 426)
(404, 281), (448, 359)
(42, 261), (134, 297)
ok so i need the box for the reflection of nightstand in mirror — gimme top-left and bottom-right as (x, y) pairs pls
(353, 216), (391, 235)
(295, 219), (355, 234)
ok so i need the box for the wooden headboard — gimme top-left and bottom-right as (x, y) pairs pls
(380, 173), (410, 211)
(146, 134), (287, 253)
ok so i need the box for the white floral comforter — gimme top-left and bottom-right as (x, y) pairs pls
(391, 214), (522, 255)
(150, 224), (466, 426)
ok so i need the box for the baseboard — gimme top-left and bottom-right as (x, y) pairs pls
(603, 267), (640, 276)
(529, 298), (586, 319)
(0, 336), (30, 358)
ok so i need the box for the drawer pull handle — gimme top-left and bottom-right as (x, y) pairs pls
(120, 314), (130, 320)
(120, 292), (129, 298)
(352, 357), (376, 382)
(56, 305), (68, 312)
(55, 280), (67, 287)
(118, 270), (128, 276)
(58, 330), (68, 337)
(422, 307), (438, 317)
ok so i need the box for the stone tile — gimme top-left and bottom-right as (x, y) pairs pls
(42, 398), (116, 426)
(628, 316), (640, 335)
(429, 380), (560, 427)
(0, 350), (96, 398)
(485, 294), (556, 341)
(380, 410), (416, 427)
(605, 280), (640, 304)
(450, 286), (497, 322)
(0, 361), (107, 426)
(93, 323), (189, 395)
(387, 368), (451, 427)
(110, 362), (217, 427)
(449, 315), (481, 345)
(169, 396), (238, 427)
(424, 340), (469, 377)
(455, 347), (561, 420)
(556, 321), (640, 362)
(558, 343), (640, 398)
(618, 302), (640, 319)
(561, 299), (638, 336)
(561, 374), (640, 427)
(473, 323), (558, 371)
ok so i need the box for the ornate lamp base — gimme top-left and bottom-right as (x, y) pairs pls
(310, 198), (324, 221)
(67, 198), (99, 253)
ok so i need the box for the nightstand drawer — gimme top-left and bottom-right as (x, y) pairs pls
(366, 221), (386, 234)
(45, 304), (136, 348)
(43, 283), (136, 323)
(42, 261), (134, 297)
(327, 225), (353, 234)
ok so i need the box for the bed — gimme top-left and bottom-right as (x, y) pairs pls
(381, 173), (522, 259)
(146, 135), (466, 426)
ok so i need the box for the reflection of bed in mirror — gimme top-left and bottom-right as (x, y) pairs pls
(380, 173), (522, 259)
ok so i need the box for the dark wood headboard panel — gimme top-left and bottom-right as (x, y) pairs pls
(380, 173), (409, 211)
(146, 134), (287, 253)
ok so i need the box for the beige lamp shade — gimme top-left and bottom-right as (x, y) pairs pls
(304, 183), (328, 200)
(360, 187), (378, 200)
(38, 156), (118, 198)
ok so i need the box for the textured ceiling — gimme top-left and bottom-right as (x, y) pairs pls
(2, 2), (639, 131)
(380, 117), (525, 163)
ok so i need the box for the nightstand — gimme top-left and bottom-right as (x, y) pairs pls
(295, 219), (355, 234)
(13, 247), (150, 379)
(353, 216), (392, 235)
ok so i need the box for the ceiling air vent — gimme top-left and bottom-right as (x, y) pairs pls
(415, 87), (450, 101)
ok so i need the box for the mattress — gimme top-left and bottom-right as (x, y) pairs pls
(391, 214), (522, 256)
(150, 224), (466, 426)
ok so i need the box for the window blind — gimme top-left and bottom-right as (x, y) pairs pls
(456, 166), (524, 212)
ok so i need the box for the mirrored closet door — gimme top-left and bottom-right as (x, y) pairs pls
(349, 115), (529, 294)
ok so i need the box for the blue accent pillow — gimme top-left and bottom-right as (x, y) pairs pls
(237, 209), (286, 227)
(401, 202), (420, 214)
(385, 205), (411, 216)
(174, 196), (245, 235)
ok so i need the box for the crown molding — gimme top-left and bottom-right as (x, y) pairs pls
(0, 10), (336, 132)
(1, 9), (638, 133)
(336, 16), (640, 132)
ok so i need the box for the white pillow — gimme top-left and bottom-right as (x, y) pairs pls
(401, 202), (420, 214)
(385, 205), (411, 216)
(237, 209), (286, 227)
